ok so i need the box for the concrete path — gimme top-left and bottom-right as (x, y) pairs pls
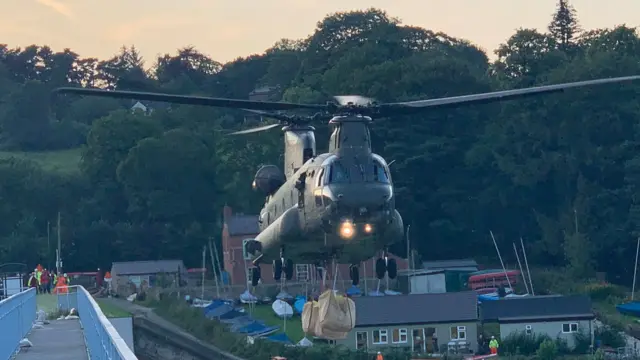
(14, 319), (88, 360)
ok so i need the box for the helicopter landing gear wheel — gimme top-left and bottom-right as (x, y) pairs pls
(251, 266), (261, 287)
(386, 258), (397, 279)
(284, 259), (294, 281)
(375, 258), (387, 280)
(349, 264), (360, 286)
(273, 259), (283, 281)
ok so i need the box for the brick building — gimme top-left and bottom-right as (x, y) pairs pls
(221, 205), (408, 286)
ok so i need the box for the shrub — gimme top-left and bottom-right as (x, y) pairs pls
(583, 282), (626, 301)
(596, 325), (626, 348)
(536, 339), (558, 360)
(501, 331), (552, 355)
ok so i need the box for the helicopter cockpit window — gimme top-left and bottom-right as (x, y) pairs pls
(328, 162), (349, 183)
(373, 160), (390, 183)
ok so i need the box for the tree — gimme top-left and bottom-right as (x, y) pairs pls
(548, 0), (581, 51)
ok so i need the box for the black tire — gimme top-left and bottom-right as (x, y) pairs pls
(251, 266), (260, 287)
(273, 259), (283, 281)
(350, 265), (360, 286)
(375, 258), (386, 279)
(284, 259), (294, 280)
(387, 258), (397, 279)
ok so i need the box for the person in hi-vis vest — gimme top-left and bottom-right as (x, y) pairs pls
(489, 336), (499, 354)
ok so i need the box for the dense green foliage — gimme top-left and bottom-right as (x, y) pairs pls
(1, 4), (640, 284)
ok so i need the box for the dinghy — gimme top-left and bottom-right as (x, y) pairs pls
(240, 290), (258, 304)
(346, 285), (362, 297)
(276, 291), (294, 301)
(272, 299), (294, 319)
(297, 337), (313, 347)
(293, 296), (306, 314)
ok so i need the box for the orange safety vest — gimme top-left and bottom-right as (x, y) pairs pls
(54, 276), (68, 294)
(105, 271), (112, 279)
(376, 354), (383, 360)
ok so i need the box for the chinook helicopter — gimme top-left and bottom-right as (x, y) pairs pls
(56, 75), (640, 287)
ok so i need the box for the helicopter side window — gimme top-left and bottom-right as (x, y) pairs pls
(316, 168), (325, 187)
(373, 160), (390, 183)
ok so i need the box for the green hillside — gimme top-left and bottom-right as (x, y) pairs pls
(0, 148), (82, 174)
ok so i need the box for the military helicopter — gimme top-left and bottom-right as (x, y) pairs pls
(55, 75), (640, 287)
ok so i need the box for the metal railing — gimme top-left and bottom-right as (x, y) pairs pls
(0, 287), (36, 359)
(58, 285), (138, 360)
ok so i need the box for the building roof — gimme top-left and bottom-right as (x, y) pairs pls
(227, 214), (260, 236)
(111, 260), (186, 275)
(422, 259), (478, 270)
(480, 295), (594, 322)
(353, 291), (478, 327)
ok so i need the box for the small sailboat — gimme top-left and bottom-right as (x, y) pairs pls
(272, 299), (294, 319)
(240, 289), (258, 304)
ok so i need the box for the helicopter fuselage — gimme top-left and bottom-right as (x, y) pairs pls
(246, 151), (404, 264)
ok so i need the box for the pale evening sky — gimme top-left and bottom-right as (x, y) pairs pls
(2, 0), (639, 65)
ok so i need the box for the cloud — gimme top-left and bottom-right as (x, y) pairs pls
(35, 0), (74, 19)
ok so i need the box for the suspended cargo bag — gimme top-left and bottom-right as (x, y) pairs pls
(315, 290), (356, 339)
(302, 300), (320, 335)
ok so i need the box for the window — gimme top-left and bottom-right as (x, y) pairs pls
(316, 168), (325, 187)
(373, 160), (390, 183)
(562, 323), (578, 333)
(356, 331), (368, 350)
(392, 328), (408, 344)
(328, 162), (349, 183)
(241, 239), (254, 260)
(525, 325), (532, 335)
(372, 329), (388, 344)
(296, 264), (310, 281)
(450, 326), (466, 340)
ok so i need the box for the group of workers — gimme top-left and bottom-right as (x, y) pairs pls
(27, 265), (71, 294)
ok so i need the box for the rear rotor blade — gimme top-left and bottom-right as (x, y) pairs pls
(54, 87), (326, 112)
(380, 75), (640, 115)
(229, 123), (281, 135)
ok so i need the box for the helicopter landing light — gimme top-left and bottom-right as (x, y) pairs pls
(364, 224), (373, 233)
(339, 221), (355, 239)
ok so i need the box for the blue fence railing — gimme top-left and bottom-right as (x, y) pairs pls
(58, 285), (137, 360)
(0, 287), (36, 359)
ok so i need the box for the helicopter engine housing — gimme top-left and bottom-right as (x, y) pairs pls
(253, 165), (286, 195)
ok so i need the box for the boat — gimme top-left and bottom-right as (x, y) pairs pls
(384, 289), (401, 295)
(346, 285), (362, 297)
(240, 290), (258, 304)
(293, 296), (306, 314)
(276, 291), (294, 301)
(272, 299), (294, 318)
(266, 333), (293, 345)
(616, 302), (640, 317)
(297, 337), (313, 347)
(236, 321), (280, 337)
(469, 270), (520, 290)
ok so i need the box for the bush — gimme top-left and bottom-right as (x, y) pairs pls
(583, 282), (626, 301)
(501, 331), (552, 355)
(536, 339), (558, 360)
(596, 325), (626, 348)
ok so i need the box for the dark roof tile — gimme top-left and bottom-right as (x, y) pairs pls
(354, 291), (478, 327)
(481, 295), (593, 321)
(422, 259), (478, 269)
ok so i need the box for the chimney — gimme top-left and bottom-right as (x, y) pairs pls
(223, 205), (232, 222)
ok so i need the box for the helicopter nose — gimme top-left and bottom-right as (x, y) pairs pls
(331, 184), (392, 208)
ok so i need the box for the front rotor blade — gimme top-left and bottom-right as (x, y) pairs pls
(229, 123), (281, 135)
(380, 75), (640, 115)
(334, 95), (376, 106)
(54, 87), (326, 112)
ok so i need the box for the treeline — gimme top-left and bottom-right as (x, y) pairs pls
(1, 3), (640, 284)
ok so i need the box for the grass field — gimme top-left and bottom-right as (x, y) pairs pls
(36, 293), (130, 318)
(0, 148), (82, 173)
(249, 304), (305, 343)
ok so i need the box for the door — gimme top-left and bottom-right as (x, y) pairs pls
(424, 327), (437, 353)
(356, 331), (368, 350)
(412, 329), (424, 353)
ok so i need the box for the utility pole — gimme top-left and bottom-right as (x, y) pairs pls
(406, 225), (411, 293)
(632, 237), (640, 301)
(56, 211), (62, 275)
(47, 221), (50, 270)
